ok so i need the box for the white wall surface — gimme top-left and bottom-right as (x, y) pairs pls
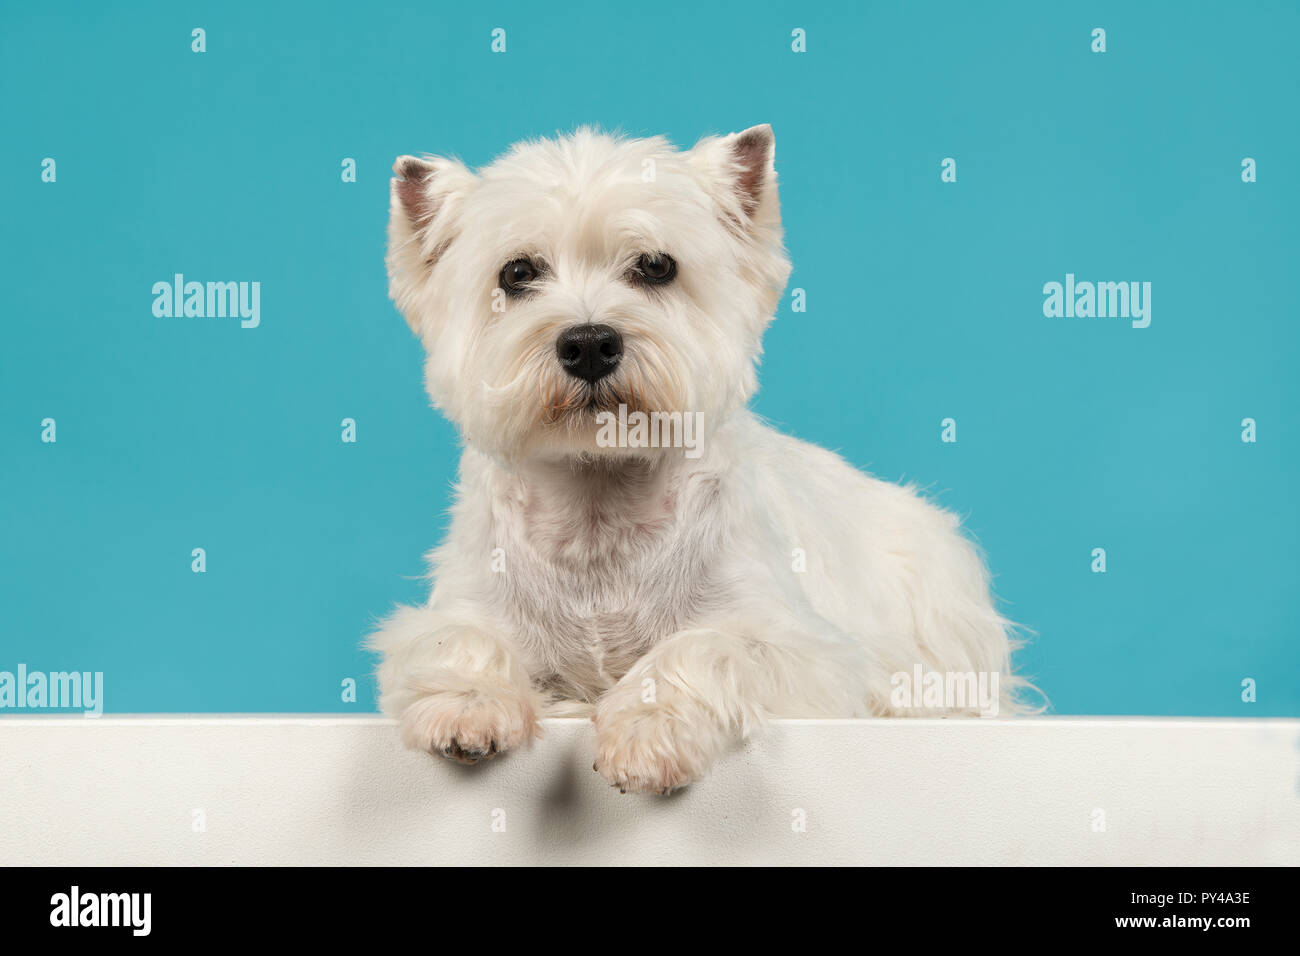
(2, 716), (1297, 866)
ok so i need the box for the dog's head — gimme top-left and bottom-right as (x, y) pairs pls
(386, 126), (790, 462)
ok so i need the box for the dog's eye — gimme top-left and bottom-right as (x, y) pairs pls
(499, 258), (538, 297)
(634, 253), (676, 286)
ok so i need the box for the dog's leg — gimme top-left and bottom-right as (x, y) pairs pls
(369, 604), (542, 764)
(593, 625), (873, 794)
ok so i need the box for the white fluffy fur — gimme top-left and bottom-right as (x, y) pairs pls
(371, 126), (1031, 794)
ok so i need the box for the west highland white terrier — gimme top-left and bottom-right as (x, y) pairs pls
(371, 125), (1029, 794)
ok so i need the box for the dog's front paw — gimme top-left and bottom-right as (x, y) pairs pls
(592, 705), (711, 795)
(400, 686), (539, 764)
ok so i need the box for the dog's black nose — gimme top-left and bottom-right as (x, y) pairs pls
(556, 324), (623, 384)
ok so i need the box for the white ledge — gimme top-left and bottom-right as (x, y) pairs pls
(2, 716), (1298, 866)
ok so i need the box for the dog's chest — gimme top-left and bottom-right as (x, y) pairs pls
(496, 478), (724, 698)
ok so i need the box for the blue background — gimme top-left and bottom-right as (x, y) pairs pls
(2, 1), (1296, 714)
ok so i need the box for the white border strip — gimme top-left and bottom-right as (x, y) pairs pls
(3, 716), (1298, 866)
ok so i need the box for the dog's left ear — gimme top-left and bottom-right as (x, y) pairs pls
(387, 154), (477, 336)
(688, 124), (780, 233)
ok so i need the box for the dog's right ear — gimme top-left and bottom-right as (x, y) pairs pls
(687, 124), (781, 237)
(387, 155), (476, 335)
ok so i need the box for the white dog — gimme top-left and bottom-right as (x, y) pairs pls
(371, 125), (1029, 794)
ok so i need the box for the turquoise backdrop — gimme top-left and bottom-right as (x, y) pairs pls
(2, 0), (1296, 714)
